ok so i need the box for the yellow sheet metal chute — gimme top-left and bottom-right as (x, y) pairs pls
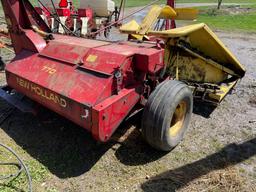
(148, 23), (245, 103)
(148, 23), (245, 76)
(120, 6), (245, 104)
(120, 5), (198, 40)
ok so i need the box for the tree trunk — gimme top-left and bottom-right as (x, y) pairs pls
(217, 0), (223, 9)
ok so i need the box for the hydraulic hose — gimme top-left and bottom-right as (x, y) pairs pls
(0, 143), (32, 192)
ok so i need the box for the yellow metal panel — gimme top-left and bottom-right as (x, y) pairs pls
(138, 5), (162, 34)
(119, 5), (245, 104)
(120, 6), (198, 35)
(174, 8), (198, 20)
(121, 5), (177, 35)
(130, 34), (144, 40)
(119, 20), (140, 33)
(168, 54), (228, 83)
(208, 80), (238, 102)
(148, 23), (205, 37)
(159, 6), (177, 19)
(148, 23), (246, 77)
(177, 43), (238, 77)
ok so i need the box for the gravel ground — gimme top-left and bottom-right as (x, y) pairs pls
(0, 9), (255, 192)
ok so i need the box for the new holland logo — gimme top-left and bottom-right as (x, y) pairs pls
(16, 77), (67, 108)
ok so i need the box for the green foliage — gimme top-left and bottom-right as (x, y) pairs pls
(0, 158), (48, 191)
(197, 12), (256, 32)
(206, 8), (218, 16)
(29, 0), (256, 8)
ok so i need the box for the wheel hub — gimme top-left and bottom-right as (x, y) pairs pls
(169, 100), (187, 137)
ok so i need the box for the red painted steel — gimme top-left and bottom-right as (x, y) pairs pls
(56, 8), (71, 16)
(92, 88), (141, 141)
(78, 8), (93, 21)
(59, 0), (68, 8)
(1, 0), (167, 142)
(166, 0), (176, 29)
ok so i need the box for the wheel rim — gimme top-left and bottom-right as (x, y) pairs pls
(169, 100), (187, 137)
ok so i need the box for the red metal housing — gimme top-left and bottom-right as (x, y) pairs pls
(1, 0), (165, 142)
(78, 8), (93, 21)
(56, 8), (71, 17)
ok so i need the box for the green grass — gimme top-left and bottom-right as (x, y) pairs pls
(30, 0), (256, 8)
(194, 5), (256, 32)
(176, 0), (256, 3)
(0, 144), (48, 192)
(113, 0), (256, 7)
(197, 13), (256, 32)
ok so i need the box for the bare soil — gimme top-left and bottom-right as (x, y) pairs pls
(0, 18), (255, 192)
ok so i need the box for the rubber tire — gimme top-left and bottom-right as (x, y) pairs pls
(142, 80), (193, 151)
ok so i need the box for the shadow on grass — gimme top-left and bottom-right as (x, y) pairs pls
(0, 98), (236, 179)
(0, 183), (25, 192)
(141, 137), (256, 192)
(0, 106), (110, 178)
(0, 100), (165, 178)
(114, 101), (220, 165)
(113, 111), (167, 166)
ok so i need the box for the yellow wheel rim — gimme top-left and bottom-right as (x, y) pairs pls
(169, 101), (187, 137)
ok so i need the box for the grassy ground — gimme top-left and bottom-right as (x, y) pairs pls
(193, 5), (256, 32)
(113, 0), (256, 7)
(30, 0), (256, 8)
(197, 12), (256, 32)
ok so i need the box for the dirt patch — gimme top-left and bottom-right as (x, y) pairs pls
(249, 96), (256, 107)
(222, 5), (255, 15)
